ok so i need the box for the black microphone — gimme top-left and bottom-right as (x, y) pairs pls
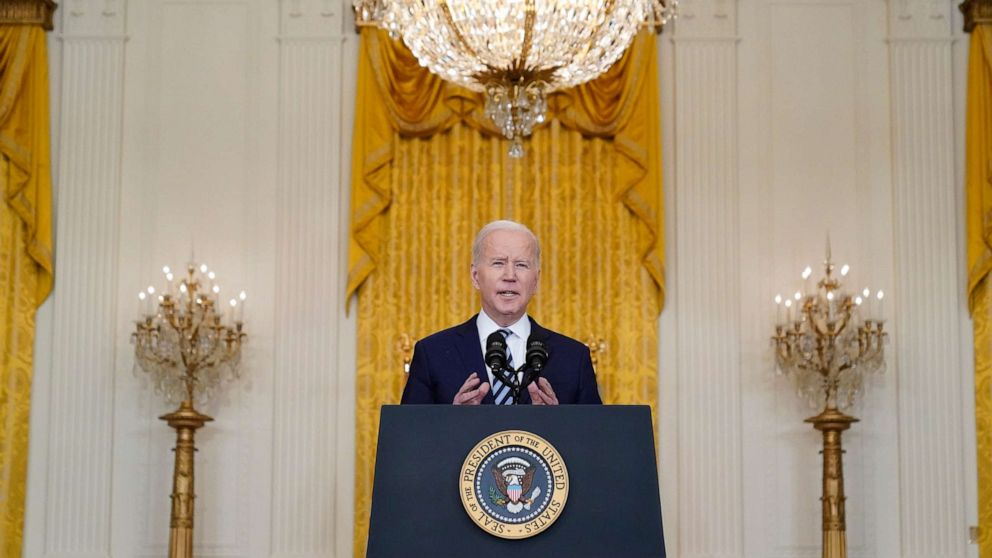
(525, 336), (549, 374)
(485, 331), (517, 397)
(485, 331), (509, 372)
(521, 334), (549, 391)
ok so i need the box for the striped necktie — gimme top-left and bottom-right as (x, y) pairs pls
(492, 329), (515, 405)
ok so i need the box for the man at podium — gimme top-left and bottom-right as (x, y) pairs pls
(400, 220), (602, 406)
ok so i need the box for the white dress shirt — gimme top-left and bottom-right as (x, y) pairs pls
(476, 310), (530, 388)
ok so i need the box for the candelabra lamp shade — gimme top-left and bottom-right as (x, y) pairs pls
(131, 262), (247, 558)
(353, 0), (677, 157)
(771, 245), (887, 558)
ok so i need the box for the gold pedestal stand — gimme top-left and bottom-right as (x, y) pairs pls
(773, 249), (885, 558)
(806, 407), (858, 558)
(161, 401), (213, 558)
(133, 263), (246, 558)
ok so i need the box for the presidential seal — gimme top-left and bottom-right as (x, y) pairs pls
(459, 430), (569, 539)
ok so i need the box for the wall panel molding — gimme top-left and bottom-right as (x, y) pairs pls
(42, 5), (127, 555)
(672, 1), (743, 555)
(129, 2), (267, 556)
(270, 5), (346, 552)
(280, 0), (344, 39)
(735, 0), (900, 556)
(60, 0), (125, 38)
(888, 0), (969, 554)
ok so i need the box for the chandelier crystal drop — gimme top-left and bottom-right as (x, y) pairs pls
(132, 263), (246, 405)
(771, 247), (887, 411)
(354, 0), (677, 157)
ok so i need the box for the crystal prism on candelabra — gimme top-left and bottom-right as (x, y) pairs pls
(132, 263), (247, 405)
(772, 253), (887, 411)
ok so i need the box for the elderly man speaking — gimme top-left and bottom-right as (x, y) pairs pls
(400, 220), (602, 405)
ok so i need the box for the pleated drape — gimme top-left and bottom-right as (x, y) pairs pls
(0, 24), (54, 556)
(966, 22), (992, 558)
(348, 28), (664, 557)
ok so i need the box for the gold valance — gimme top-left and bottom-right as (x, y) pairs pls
(347, 27), (665, 312)
(966, 23), (992, 311)
(0, 0), (57, 31)
(963, 0), (992, 32)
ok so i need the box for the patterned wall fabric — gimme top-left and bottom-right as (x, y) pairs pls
(966, 23), (992, 558)
(348, 29), (664, 557)
(0, 25), (54, 556)
(975, 277), (992, 557)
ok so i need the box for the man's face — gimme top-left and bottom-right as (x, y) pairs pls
(471, 229), (540, 327)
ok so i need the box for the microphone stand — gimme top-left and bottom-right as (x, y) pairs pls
(494, 363), (536, 405)
(487, 332), (546, 405)
(510, 365), (525, 405)
(498, 364), (542, 405)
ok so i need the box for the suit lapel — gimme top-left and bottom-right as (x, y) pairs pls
(528, 316), (548, 340)
(452, 315), (495, 404)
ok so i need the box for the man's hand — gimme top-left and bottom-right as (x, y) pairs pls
(527, 378), (559, 405)
(453, 372), (490, 405)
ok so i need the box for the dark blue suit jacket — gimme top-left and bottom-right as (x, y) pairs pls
(400, 315), (602, 404)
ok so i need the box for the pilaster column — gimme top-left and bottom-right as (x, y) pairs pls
(271, 1), (349, 556)
(672, 2), (743, 556)
(44, 1), (126, 554)
(888, 0), (967, 555)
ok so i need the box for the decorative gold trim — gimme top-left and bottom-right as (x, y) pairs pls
(439, 0), (480, 61)
(584, 336), (607, 367)
(161, 401), (213, 558)
(395, 332), (413, 375)
(0, 0), (57, 30)
(961, 0), (992, 33)
(459, 430), (569, 540)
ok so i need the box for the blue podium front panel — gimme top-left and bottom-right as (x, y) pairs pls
(367, 405), (666, 558)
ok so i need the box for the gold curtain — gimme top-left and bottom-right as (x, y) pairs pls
(0, 24), (54, 556)
(348, 28), (664, 557)
(967, 20), (992, 557)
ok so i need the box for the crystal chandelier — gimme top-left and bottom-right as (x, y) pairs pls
(772, 251), (886, 411)
(354, 0), (677, 158)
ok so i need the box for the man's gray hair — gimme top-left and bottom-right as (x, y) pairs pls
(471, 220), (541, 268)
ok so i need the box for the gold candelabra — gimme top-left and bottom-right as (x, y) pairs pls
(396, 333), (414, 375)
(132, 263), (246, 558)
(584, 336), (607, 367)
(772, 246), (886, 558)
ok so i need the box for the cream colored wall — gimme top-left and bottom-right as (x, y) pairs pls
(27, 1), (357, 556)
(24, 0), (976, 557)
